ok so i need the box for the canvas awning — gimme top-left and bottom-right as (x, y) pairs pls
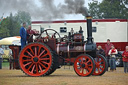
(0, 36), (21, 45)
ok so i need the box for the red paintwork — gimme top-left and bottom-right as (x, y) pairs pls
(96, 42), (128, 51)
(74, 54), (94, 76)
(93, 55), (106, 75)
(74, 33), (82, 42)
(19, 43), (52, 77)
(32, 19), (127, 24)
(9, 45), (20, 70)
(64, 42), (128, 63)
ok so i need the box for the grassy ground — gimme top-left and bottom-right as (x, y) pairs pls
(0, 64), (128, 85)
(2, 62), (9, 67)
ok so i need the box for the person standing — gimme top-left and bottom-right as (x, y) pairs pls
(27, 25), (34, 43)
(79, 26), (83, 34)
(122, 46), (128, 73)
(70, 28), (74, 35)
(105, 39), (113, 71)
(0, 45), (4, 69)
(108, 45), (118, 71)
(0, 45), (4, 58)
(96, 45), (105, 56)
(20, 22), (27, 49)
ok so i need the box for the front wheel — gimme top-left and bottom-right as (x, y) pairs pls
(93, 54), (107, 76)
(74, 54), (95, 77)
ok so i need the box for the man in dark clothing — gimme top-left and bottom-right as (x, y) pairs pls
(79, 26), (83, 34)
(20, 22), (27, 49)
(96, 45), (105, 56)
(105, 39), (113, 71)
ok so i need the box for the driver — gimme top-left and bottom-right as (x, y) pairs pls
(27, 25), (36, 43)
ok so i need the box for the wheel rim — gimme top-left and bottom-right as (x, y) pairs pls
(74, 55), (94, 76)
(93, 55), (106, 75)
(19, 43), (52, 76)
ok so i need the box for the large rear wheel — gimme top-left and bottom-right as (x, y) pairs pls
(19, 42), (56, 77)
(74, 54), (95, 77)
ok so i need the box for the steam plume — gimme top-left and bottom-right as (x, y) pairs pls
(0, 0), (89, 20)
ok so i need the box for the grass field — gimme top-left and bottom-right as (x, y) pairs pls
(0, 63), (128, 85)
(2, 62), (9, 67)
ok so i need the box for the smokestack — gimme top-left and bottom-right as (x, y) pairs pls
(86, 16), (93, 44)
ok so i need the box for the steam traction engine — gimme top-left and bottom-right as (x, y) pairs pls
(10, 16), (107, 77)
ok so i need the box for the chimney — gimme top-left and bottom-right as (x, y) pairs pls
(86, 16), (93, 44)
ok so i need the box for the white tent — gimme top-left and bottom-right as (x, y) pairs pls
(0, 36), (21, 45)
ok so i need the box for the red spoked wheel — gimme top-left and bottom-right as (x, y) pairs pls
(74, 54), (95, 77)
(93, 54), (107, 76)
(19, 42), (55, 77)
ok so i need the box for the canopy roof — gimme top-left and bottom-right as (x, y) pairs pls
(0, 36), (21, 45)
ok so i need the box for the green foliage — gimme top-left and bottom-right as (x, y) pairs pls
(88, 2), (101, 19)
(2, 62), (9, 67)
(0, 18), (10, 37)
(0, 11), (31, 38)
(88, 0), (128, 19)
(15, 11), (31, 25)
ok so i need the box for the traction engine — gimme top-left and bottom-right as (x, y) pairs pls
(10, 16), (107, 77)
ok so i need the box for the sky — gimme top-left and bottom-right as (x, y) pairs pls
(0, 0), (102, 21)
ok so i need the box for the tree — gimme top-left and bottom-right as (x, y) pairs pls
(0, 18), (10, 37)
(15, 11), (31, 25)
(0, 14), (20, 37)
(88, 0), (128, 19)
(0, 11), (31, 38)
(88, 2), (101, 19)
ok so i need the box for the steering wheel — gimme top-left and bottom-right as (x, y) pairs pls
(36, 29), (61, 41)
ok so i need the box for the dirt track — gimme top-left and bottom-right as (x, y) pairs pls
(0, 67), (128, 85)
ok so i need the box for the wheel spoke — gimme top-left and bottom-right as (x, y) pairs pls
(98, 68), (101, 72)
(36, 63), (39, 74)
(23, 62), (32, 67)
(81, 58), (84, 63)
(23, 55), (31, 59)
(81, 68), (84, 74)
(29, 48), (34, 55)
(39, 62), (47, 69)
(38, 46), (42, 56)
(27, 63), (34, 71)
(41, 61), (49, 65)
(40, 53), (49, 58)
(40, 58), (50, 61)
(98, 60), (103, 63)
(100, 64), (105, 66)
(97, 58), (100, 62)
(94, 68), (97, 72)
(30, 65), (35, 73)
(23, 59), (32, 62)
(26, 51), (33, 57)
(86, 69), (88, 73)
(99, 66), (103, 71)
(35, 47), (37, 56)
(46, 31), (49, 36)
(38, 50), (45, 58)
(86, 60), (91, 64)
(39, 65), (43, 72)
(88, 64), (93, 67)
(87, 67), (91, 72)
